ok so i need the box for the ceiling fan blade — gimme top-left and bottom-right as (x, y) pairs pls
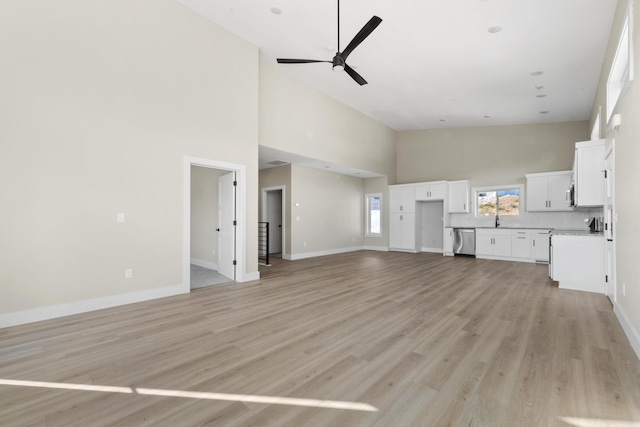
(277, 58), (331, 64)
(340, 16), (382, 61)
(344, 64), (367, 86)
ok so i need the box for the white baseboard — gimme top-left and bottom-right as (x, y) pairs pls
(363, 245), (389, 252)
(0, 284), (186, 329)
(239, 271), (260, 282)
(421, 247), (443, 254)
(288, 246), (364, 261)
(282, 253), (293, 261)
(190, 258), (218, 271)
(614, 301), (640, 361)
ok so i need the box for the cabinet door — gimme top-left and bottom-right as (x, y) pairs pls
(389, 212), (404, 248)
(443, 228), (454, 255)
(526, 176), (549, 211)
(401, 212), (416, 250)
(390, 187), (415, 212)
(493, 234), (512, 257)
(475, 232), (494, 256)
(448, 181), (469, 213)
(548, 174), (572, 211)
(576, 143), (604, 206)
(414, 184), (430, 201)
(532, 233), (550, 262)
(429, 183), (445, 200)
(512, 235), (532, 258)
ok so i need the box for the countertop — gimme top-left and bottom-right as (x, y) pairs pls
(551, 230), (604, 237)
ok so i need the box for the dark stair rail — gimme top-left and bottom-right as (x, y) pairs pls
(258, 222), (270, 266)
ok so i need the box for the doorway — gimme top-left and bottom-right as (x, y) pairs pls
(184, 156), (248, 291)
(261, 186), (285, 259)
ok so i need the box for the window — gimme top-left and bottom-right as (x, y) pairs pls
(474, 185), (523, 219)
(365, 193), (382, 236)
(607, 2), (633, 124)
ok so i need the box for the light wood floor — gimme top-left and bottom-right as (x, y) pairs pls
(1, 251), (640, 426)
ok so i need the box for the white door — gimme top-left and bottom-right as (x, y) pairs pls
(218, 172), (236, 281)
(266, 190), (282, 254)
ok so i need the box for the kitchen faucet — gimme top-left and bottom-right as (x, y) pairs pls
(495, 214), (500, 228)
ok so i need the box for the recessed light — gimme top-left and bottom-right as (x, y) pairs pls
(483, 115), (492, 119)
(530, 71), (544, 76)
(536, 94), (547, 98)
(324, 165), (330, 168)
(488, 26), (503, 33)
(535, 85), (544, 90)
(355, 172), (361, 175)
(270, 7), (282, 15)
(539, 111), (549, 114)
(439, 119), (446, 122)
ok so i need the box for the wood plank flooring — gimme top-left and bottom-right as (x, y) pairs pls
(1, 251), (639, 426)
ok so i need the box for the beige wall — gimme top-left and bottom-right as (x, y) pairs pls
(590, 0), (640, 351)
(259, 165), (292, 256)
(259, 62), (397, 180)
(290, 165), (364, 257)
(0, 0), (259, 316)
(396, 122), (589, 187)
(191, 167), (227, 266)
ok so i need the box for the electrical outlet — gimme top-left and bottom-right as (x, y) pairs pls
(125, 269), (133, 279)
(117, 213), (125, 223)
(212, 249), (216, 255)
(303, 242), (307, 247)
(352, 237), (355, 242)
(623, 282), (626, 296)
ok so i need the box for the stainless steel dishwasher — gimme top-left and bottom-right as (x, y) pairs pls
(453, 228), (476, 256)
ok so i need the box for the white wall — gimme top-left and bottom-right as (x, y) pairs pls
(259, 62), (397, 180)
(420, 202), (444, 251)
(589, 0), (640, 358)
(289, 165), (364, 258)
(0, 0), (259, 323)
(397, 121), (589, 186)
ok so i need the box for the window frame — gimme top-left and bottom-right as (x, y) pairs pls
(472, 184), (524, 221)
(606, 1), (633, 125)
(364, 193), (382, 237)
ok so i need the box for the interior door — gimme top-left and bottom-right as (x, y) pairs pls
(218, 172), (236, 281)
(266, 190), (282, 254)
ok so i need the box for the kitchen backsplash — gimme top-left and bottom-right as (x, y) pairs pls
(449, 208), (604, 230)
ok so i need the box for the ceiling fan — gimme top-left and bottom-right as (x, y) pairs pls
(276, 0), (382, 86)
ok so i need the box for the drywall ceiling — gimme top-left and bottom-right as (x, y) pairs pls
(178, 0), (618, 132)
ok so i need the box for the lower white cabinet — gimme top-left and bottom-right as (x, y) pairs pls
(476, 229), (512, 257)
(532, 231), (551, 262)
(389, 212), (419, 252)
(551, 234), (605, 293)
(443, 227), (454, 256)
(511, 230), (532, 259)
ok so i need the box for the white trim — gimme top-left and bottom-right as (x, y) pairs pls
(421, 247), (443, 254)
(363, 245), (389, 252)
(288, 246), (364, 261)
(184, 156), (259, 287)
(614, 300), (640, 361)
(239, 272), (261, 282)
(0, 284), (185, 329)
(190, 258), (219, 271)
(261, 185), (287, 258)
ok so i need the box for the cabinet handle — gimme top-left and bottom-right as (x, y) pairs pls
(463, 203), (466, 211)
(518, 237), (526, 239)
(533, 240), (536, 247)
(400, 215), (403, 221)
(400, 205), (403, 211)
(548, 201), (551, 208)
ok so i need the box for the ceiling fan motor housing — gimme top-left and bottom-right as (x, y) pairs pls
(332, 55), (346, 72)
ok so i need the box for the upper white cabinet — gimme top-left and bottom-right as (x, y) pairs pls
(389, 185), (416, 212)
(448, 180), (470, 213)
(415, 181), (446, 201)
(525, 171), (573, 212)
(575, 139), (605, 207)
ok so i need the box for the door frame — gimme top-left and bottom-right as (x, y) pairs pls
(183, 156), (248, 291)
(261, 185), (286, 258)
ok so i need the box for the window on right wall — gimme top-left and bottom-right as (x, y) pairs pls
(607, 1), (633, 124)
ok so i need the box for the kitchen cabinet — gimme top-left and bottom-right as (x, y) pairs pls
(574, 139), (605, 207)
(448, 180), (470, 213)
(532, 230), (551, 262)
(476, 229), (512, 258)
(443, 227), (454, 256)
(389, 185), (415, 212)
(415, 181), (446, 201)
(511, 230), (532, 259)
(389, 212), (419, 252)
(551, 234), (605, 293)
(525, 171), (573, 211)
